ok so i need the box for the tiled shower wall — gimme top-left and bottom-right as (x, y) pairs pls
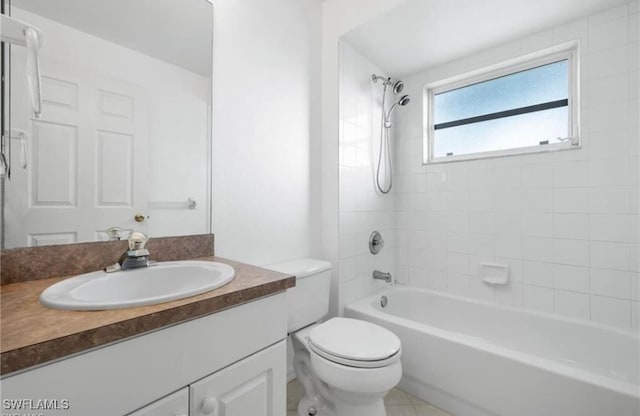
(393, 2), (639, 329)
(338, 42), (395, 314)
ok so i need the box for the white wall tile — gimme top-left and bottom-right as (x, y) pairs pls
(632, 272), (640, 301)
(632, 301), (639, 331)
(629, 186), (639, 214)
(522, 213), (554, 237)
(554, 188), (590, 213)
(422, 268), (447, 291)
(589, 157), (630, 187)
(591, 45), (630, 79)
(468, 168), (494, 189)
(493, 166), (522, 189)
(590, 214), (631, 242)
(589, 186), (630, 213)
(588, 3), (629, 28)
(447, 273), (470, 296)
(469, 278), (496, 302)
(384, 3), (636, 329)
(590, 100), (630, 132)
(554, 239), (589, 267)
(494, 257), (523, 282)
(631, 10), (639, 42)
(495, 282), (523, 306)
(447, 252), (470, 275)
(554, 213), (589, 240)
(395, 265), (409, 285)
(338, 45), (396, 311)
(589, 16), (629, 53)
(339, 257), (357, 283)
(523, 285), (555, 313)
(493, 213), (522, 236)
(591, 268), (631, 299)
(493, 190), (523, 212)
(523, 237), (555, 263)
(589, 129), (631, 160)
(591, 295), (632, 328)
(448, 232), (469, 254)
(629, 39), (638, 71)
(523, 189), (553, 212)
(522, 164), (553, 188)
(555, 290), (590, 319)
(630, 243), (640, 272)
(553, 161), (589, 188)
(588, 76), (630, 108)
(493, 234), (522, 260)
(444, 168), (468, 191)
(468, 190), (494, 212)
(590, 241), (631, 271)
(468, 213), (493, 234)
(523, 260), (555, 288)
(554, 264), (590, 292)
(468, 233), (494, 257)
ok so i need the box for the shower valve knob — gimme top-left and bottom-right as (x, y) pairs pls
(369, 231), (384, 255)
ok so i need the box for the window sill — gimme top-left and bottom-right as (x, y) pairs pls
(423, 141), (580, 165)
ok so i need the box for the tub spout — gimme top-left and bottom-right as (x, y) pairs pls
(373, 270), (392, 283)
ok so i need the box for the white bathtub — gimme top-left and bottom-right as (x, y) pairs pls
(345, 286), (640, 416)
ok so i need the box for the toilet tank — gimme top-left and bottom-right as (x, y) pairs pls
(265, 258), (332, 333)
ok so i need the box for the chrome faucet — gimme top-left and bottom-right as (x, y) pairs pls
(104, 231), (151, 272)
(373, 270), (392, 283)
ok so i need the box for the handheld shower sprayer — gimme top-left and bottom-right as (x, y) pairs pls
(385, 95), (411, 128)
(372, 74), (411, 194)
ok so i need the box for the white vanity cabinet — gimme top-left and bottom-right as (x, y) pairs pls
(128, 341), (286, 416)
(128, 388), (189, 416)
(1, 292), (288, 416)
(191, 341), (286, 416)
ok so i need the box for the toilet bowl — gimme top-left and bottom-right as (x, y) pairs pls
(265, 259), (402, 416)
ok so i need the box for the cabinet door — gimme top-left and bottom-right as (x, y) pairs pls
(127, 387), (188, 416)
(190, 340), (286, 416)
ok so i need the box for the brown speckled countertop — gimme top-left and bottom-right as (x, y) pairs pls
(0, 256), (295, 375)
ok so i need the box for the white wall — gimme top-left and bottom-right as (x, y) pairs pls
(10, 8), (210, 240)
(211, 0), (321, 265)
(322, 0), (410, 316)
(338, 42), (395, 313)
(393, 2), (639, 330)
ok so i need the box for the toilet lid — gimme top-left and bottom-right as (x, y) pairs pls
(308, 318), (401, 367)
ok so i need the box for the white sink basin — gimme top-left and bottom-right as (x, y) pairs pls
(40, 260), (235, 311)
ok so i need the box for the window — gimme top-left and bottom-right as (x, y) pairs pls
(424, 45), (579, 163)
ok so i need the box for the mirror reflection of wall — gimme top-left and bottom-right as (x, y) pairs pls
(2, 0), (212, 249)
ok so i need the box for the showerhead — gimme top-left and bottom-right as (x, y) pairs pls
(372, 74), (389, 84)
(372, 74), (405, 93)
(385, 94), (411, 127)
(393, 80), (404, 94)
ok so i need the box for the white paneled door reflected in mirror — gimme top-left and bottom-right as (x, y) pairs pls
(0, 0), (213, 249)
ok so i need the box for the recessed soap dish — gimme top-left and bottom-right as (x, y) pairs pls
(480, 262), (510, 285)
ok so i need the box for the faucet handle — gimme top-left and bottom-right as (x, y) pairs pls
(128, 231), (149, 251)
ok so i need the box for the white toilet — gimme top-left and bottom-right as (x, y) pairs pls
(266, 258), (402, 416)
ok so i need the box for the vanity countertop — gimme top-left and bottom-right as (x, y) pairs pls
(0, 256), (295, 375)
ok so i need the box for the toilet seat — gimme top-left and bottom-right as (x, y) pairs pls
(308, 317), (401, 368)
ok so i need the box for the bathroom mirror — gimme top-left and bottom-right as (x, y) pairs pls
(1, 0), (213, 249)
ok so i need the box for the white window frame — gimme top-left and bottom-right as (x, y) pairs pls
(423, 42), (580, 164)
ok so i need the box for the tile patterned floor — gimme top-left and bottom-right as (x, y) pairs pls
(287, 379), (455, 416)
